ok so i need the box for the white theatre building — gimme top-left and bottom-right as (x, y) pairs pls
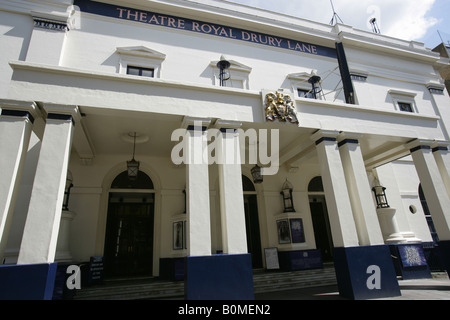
(0, 0), (450, 300)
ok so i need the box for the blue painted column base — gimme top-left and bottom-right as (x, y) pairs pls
(185, 254), (254, 300)
(438, 240), (450, 277)
(0, 263), (58, 300)
(333, 245), (401, 300)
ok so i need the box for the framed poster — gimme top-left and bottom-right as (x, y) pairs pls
(173, 221), (184, 250)
(277, 219), (291, 244)
(398, 244), (427, 267)
(290, 218), (305, 243)
(264, 247), (280, 270)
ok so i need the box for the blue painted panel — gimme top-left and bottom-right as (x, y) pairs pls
(333, 245), (401, 300)
(0, 263), (58, 300)
(185, 254), (254, 300)
(278, 249), (322, 271)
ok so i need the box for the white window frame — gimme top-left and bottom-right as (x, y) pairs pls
(287, 71), (322, 100)
(116, 46), (166, 78)
(211, 58), (251, 89)
(388, 89), (418, 113)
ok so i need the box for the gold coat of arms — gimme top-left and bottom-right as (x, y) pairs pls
(265, 91), (299, 125)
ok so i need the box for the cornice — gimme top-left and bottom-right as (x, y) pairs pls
(0, 0), (73, 16)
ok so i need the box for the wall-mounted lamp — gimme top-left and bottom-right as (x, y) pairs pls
(63, 171), (74, 211)
(281, 179), (295, 212)
(308, 75), (322, 99)
(251, 164), (263, 184)
(217, 56), (231, 87)
(372, 185), (389, 208)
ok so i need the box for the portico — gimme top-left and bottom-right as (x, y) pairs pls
(1, 0), (449, 301)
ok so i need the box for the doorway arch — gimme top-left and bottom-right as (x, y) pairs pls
(104, 171), (155, 277)
(242, 175), (263, 269)
(308, 176), (334, 262)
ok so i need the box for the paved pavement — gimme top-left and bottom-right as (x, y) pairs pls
(255, 275), (450, 300)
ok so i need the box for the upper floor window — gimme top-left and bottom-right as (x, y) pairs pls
(116, 46), (165, 78)
(288, 72), (322, 100)
(211, 56), (251, 89)
(388, 89), (417, 113)
(297, 88), (314, 99)
(127, 66), (154, 78)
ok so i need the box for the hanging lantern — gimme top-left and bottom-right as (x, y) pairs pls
(281, 179), (295, 212)
(127, 132), (140, 180)
(251, 164), (263, 184)
(372, 185), (389, 208)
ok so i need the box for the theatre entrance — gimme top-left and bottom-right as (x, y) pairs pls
(104, 171), (155, 277)
(243, 175), (263, 269)
(308, 176), (334, 262)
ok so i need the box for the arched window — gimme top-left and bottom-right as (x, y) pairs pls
(308, 176), (324, 192)
(111, 170), (154, 189)
(242, 175), (256, 192)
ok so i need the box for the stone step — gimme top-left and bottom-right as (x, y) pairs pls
(72, 267), (337, 300)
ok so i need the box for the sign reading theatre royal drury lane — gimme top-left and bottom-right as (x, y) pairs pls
(74, 0), (337, 59)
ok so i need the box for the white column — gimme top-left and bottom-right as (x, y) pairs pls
(408, 140), (450, 241)
(311, 130), (359, 248)
(215, 120), (247, 254)
(0, 100), (39, 260)
(17, 104), (80, 264)
(432, 142), (450, 199)
(184, 118), (212, 256)
(338, 134), (384, 246)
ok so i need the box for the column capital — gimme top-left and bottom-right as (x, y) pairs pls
(213, 119), (242, 132)
(182, 116), (211, 131)
(405, 139), (434, 153)
(338, 131), (362, 141)
(214, 120), (242, 134)
(432, 140), (450, 152)
(0, 99), (41, 123)
(42, 103), (81, 124)
(310, 130), (340, 145)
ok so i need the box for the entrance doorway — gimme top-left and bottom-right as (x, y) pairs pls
(242, 175), (263, 269)
(308, 176), (334, 262)
(104, 171), (155, 277)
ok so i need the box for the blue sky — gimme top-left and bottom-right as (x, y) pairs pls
(420, 0), (450, 48)
(227, 0), (450, 49)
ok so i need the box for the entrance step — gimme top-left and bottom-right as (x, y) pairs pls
(72, 277), (184, 300)
(72, 266), (337, 300)
(253, 265), (337, 294)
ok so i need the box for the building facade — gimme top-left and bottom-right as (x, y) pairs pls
(0, 0), (450, 300)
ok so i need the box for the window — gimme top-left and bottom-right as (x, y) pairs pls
(211, 58), (251, 89)
(388, 89), (417, 113)
(116, 46), (165, 78)
(127, 66), (154, 78)
(288, 72), (321, 100)
(298, 88), (314, 99)
(398, 102), (413, 112)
